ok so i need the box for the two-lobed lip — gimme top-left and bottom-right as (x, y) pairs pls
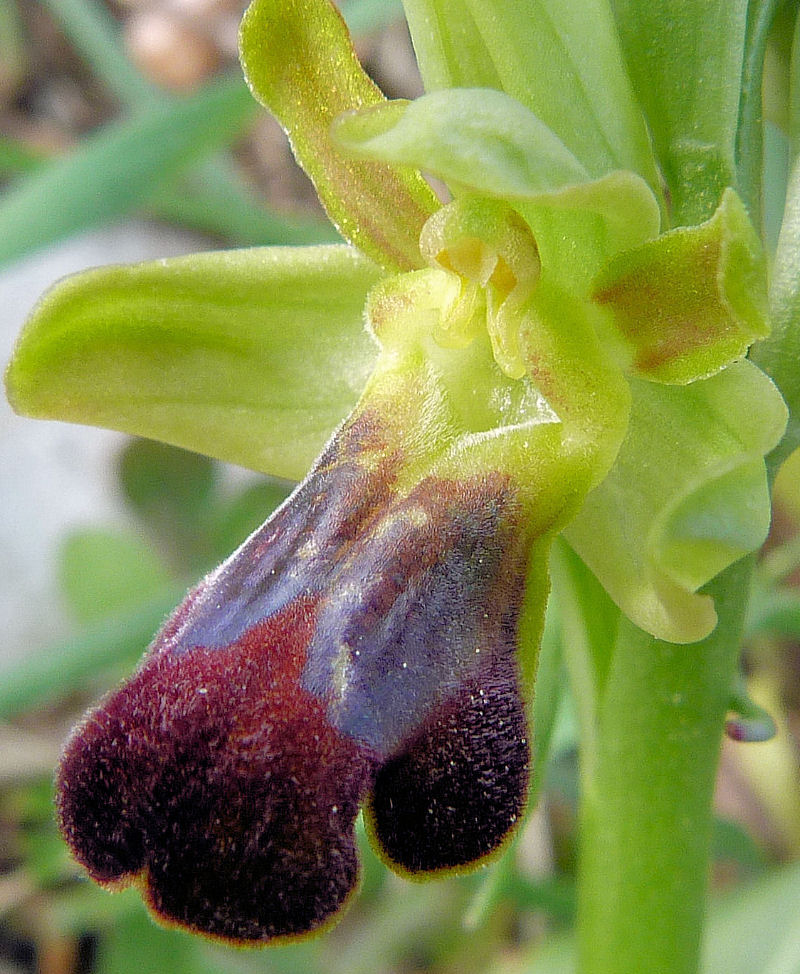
(55, 407), (532, 944)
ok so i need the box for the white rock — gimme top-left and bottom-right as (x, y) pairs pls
(0, 222), (213, 670)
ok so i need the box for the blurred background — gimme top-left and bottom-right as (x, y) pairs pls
(3, 1), (800, 972)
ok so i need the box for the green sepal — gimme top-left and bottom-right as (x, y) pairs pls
(592, 188), (769, 384)
(5, 245), (382, 481)
(59, 529), (173, 626)
(401, 0), (661, 191)
(239, 0), (438, 271)
(563, 361), (788, 643)
(400, 0), (501, 93)
(331, 89), (589, 198)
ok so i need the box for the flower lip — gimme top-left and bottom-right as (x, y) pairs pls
(56, 404), (533, 944)
(56, 598), (377, 943)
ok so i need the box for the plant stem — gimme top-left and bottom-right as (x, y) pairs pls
(555, 545), (752, 974)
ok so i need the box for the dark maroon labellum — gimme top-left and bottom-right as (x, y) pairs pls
(56, 412), (531, 944)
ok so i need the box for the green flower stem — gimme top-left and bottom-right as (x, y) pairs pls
(554, 542), (752, 974)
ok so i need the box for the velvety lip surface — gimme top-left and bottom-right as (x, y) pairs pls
(56, 409), (531, 943)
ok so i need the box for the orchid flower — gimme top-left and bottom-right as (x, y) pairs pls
(4, 0), (790, 951)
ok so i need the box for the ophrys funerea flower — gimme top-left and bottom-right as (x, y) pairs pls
(6, 0), (788, 948)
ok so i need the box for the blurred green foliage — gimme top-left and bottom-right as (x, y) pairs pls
(4, 0), (800, 971)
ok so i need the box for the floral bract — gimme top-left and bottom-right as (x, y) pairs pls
(4, 0), (788, 947)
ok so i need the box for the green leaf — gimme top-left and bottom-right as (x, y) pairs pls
(94, 907), (211, 974)
(550, 539), (622, 773)
(752, 154), (800, 472)
(59, 528), (172, 625)
(117, 440), (223, 571)
(611, 0), (748, 226)
(711, 817), (768, 877)
(209, 478), (293, 561)
(527, 592), (568, 802)
(735, 0), (785, 227)
(563, 361), (788, 643)
(0, 136), (45, 177)
(239, 0), (438, 271)
(332, 89), (589, 198)
(149, 158), (339, 248)
(791, 5), (800, 155)
(0, 591), (184, 721)
(37, 0), (155, 105)
(0, 73), (258, 267)
(0, 0), (26, 97)
(593, 188), (770, 384)
(702, 862), (800, 974)
(401, 0), (502, 92)
(6, 244), (382, 481)
(340, 0), (404, 34)
(747, 585), (800, 640)
(118, 440), (219, 531)
(402, 0), (660, 189)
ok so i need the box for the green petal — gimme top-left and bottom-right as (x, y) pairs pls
(239, 0), (438, 271)
(612, 0), (748, 225)
(332, 89), (589, 198)
(563, 361), (788, 643)
(402, 0), (660, 190)
(5, 245), (382, 481)
(592, 188), (769, 384)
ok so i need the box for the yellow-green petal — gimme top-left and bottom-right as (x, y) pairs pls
(563, 361), (788, 643)
(592, 189), (769, 384)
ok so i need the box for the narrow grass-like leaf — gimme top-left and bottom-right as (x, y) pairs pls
(0, 590), (185, 720)
(59, 529), (173, 626)
(149, 159), (338, 247)
(0, 73), (257, 266)
(0, 136), (46, 177)
(0, 0), (26, 96)
(38, 0), (154, 104)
